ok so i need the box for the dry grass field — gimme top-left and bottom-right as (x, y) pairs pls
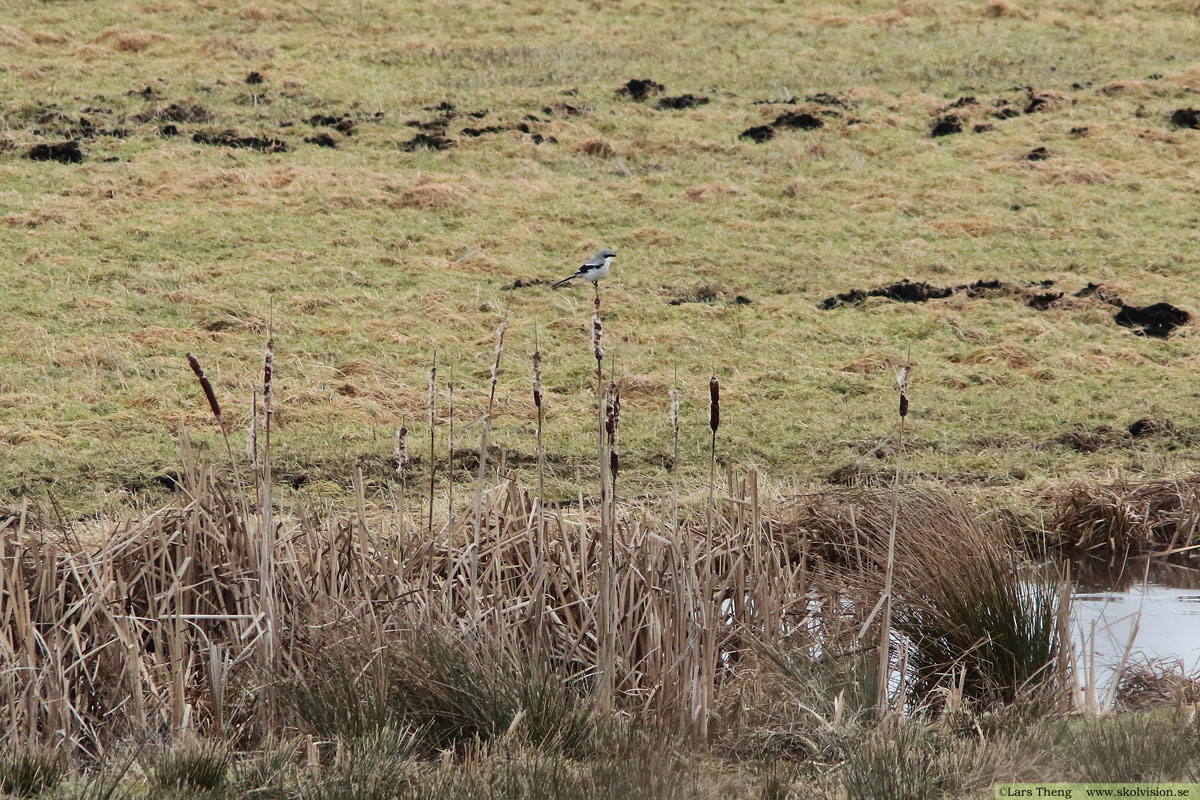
(2, 0), (1200, 516)
(5, 1), (1200, 797)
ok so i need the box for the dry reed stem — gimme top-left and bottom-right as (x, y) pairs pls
(427, 353), (437, 539)
(876, 363), (910, 715)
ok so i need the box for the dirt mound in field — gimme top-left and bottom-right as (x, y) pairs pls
(773, 111), (823, 129)
(656, 94), (708, 110)
(192, 130), (287, 152)
(133, 101), (212, 124)
(26, 140), (82, 163)
(616, 78), (665, 101)
(739, 125), (775, 143)
(1114, 302), (1190, 338)
(822, 278), (1191, 338)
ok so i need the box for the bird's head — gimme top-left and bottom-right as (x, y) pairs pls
(597, 248), (616, 262)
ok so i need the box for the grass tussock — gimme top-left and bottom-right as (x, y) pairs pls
(1046, 474), (1200, 555)
(788, 487), (1063, 708)
(150, 740), (230, 795)
(1056, 712), (1200, 783)
(0, 746), (65, 798)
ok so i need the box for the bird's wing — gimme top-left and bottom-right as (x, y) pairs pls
(581, 255), (606, 268)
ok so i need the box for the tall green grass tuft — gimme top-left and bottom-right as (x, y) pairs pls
(150, 740), (230, 795)
(841, 722), (941, 800)
(381, 632), (595, 756)
(1058, 712), (1200, 782)
(892, 548), (1062, 708)
(301, 724), (421, 800)
(289, 630), (595, 756)
(0, 746), (65, 798)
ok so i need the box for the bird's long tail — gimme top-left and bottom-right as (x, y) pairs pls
(552, 274), (577, 288)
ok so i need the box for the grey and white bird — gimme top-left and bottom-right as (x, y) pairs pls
(553, 248), (616, 288)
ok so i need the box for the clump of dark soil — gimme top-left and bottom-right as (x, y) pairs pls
(807, 92), (851, 108)
(245, 71), (264, 85)
(739, 125), (775, 143)
(821, 280), (953, 309)
(503, 278), (552, 290)
(1074, 282), (1123, 304)
(941, 96), (978, 112)
(308, 114), (356, 135)
(1128, 417), (1175, 438)
(400, 131), (454, 151)
(460, 125), (507, 138)
(133, 102), (212, 124)
(1056, 426), (1125, 454)
(993, 107), (1021, 120)
(773, 111), (823, 129)
(822, 277), (1191, 338)
(160, 124), (178, 136)
(1023, 90), (1057, 114)
(667, 288), (753, 306)
(26, 140), (82, 163)
(1026, 146), (1049, 161)
(930, 115), (962, 137)
(973, 124), (994, 133)
(304, 133), (337, 148)
(1170, 108), (1200, 129)
(1114, 302), (1190, 339)
(616, 78), (665, 101)
(1070, 126), (1090, 137)
(542, 103), (584, 117)
(192, 130), (288, 152)
(656, 94), (709, 110)
(1027, 291), (1063, 310)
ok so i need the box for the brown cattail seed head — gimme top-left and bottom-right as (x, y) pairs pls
(896, 365), (911, 419)
(395, 425), (408, 475)
(186, 353), (222, 423)
(532, 348), (543, 409)
(592, 314), (603, 365)
(606, 383), (620, 478)
(669, 388), (679, 436)
(262, 339), (274, 415)
(709, 376), (720, 433)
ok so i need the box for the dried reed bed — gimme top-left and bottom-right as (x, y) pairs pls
(0, 451), (819, 755)
(1, 456), (1077, 758)
(1045, 474), (1200, 555)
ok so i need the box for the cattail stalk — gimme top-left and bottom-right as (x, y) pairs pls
(471, 318), (508, 612)
(707, 374), (720, 553)
(592, 286), (614, 712)
(699, 373), (720, 738)
(533, 329), (545, 543)
(877, 362), (912, 715)
(532, 329), (546, 641)
(395, 423), (408, 540)
(447, 368), (455, 528)
(669, 371), (680, 538)
(258, 327), (278, 725)
(185, 353), (247, 515)
(427, 352), (437, 538)
(606, 381), (620, 503)
(246, 390), (258, 469)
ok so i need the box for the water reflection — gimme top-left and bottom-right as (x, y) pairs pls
(1070, 557), (1200, 697)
